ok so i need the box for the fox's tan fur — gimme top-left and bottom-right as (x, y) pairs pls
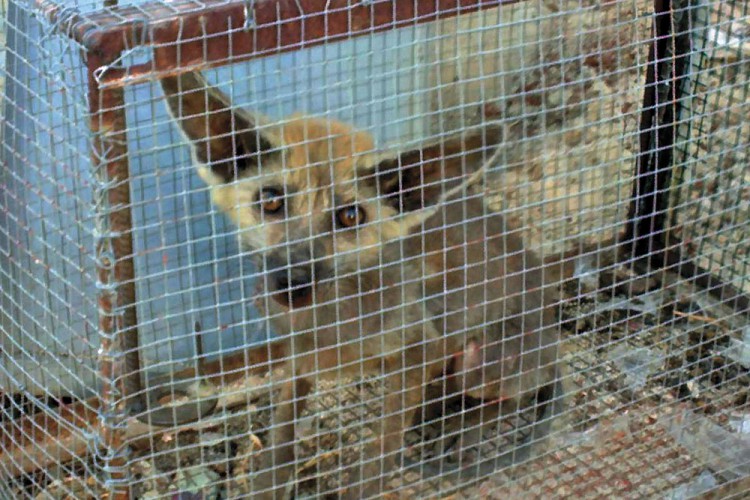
(161, 71), (561, 499)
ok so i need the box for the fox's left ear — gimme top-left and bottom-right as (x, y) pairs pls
(160, 71), (279, 184)
(361, 125), (502, 219)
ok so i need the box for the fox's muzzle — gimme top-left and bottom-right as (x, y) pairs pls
(263, 241), (325, 309)
(271, 265), (313, 308)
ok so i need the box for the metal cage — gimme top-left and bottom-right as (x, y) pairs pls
(1, 0), (749, 498)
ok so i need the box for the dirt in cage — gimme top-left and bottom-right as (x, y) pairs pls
(13, 458), (102, 500)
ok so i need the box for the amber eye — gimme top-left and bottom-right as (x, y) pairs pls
(257, 188), (284, 213)
(336, 205), (366, 228)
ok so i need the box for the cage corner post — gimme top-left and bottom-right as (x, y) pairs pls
(625, 0), (750, 314)
(624, 0), (693, 267)
(86, 42), (143, 500)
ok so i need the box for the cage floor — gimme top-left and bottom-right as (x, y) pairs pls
(16, 263), (749, 500)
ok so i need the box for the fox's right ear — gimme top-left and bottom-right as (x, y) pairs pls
(160, 72), (278, 184)
(359, 125), (502, 234)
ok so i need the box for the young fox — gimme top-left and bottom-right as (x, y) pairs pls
(160, 71), (560, 499)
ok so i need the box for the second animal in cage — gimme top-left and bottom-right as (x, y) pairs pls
(161, 71), (562, 499)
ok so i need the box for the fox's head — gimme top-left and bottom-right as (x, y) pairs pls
(162, 72), (501, 309)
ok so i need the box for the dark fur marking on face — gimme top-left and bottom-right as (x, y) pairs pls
(160, 72), (277, 183)
(374, 126), (503, 214)
(210, 130), (277, 182)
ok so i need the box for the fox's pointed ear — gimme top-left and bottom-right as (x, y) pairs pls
(160, 72), (278, 184)
(367, 125), (503, 216)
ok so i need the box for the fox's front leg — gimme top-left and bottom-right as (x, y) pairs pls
(343, 355), (446, 500)
(255, 375), (312, 500)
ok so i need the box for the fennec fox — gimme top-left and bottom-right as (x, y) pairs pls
(161, 71), (560, 499)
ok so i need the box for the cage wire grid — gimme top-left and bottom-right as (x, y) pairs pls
(0, 0), (749, 498)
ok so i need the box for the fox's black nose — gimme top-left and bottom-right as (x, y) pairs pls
(273, 270), (312, 293)
(270, 267), (313, 308)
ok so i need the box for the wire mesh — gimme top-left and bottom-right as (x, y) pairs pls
(674, 0), (750, 296)
(0, 0), (749, 499)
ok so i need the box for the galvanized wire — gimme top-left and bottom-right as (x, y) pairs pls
(1, 0), (749, 498)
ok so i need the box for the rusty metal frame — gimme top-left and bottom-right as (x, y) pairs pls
(35, 0), (518, 86)
(88, 47), (140, 497)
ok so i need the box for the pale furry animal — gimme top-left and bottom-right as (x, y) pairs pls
(160, 71), (561, 499)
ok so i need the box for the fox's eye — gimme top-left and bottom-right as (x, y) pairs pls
(257, 188), (284, 213)
(336, 205), (366, 228)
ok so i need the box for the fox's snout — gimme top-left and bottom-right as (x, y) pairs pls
(270, 266), (313, 308)
(263, 245), (322, 309)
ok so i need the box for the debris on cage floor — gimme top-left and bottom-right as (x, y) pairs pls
(18, 261), (750, 500)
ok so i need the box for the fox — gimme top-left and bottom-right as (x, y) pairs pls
(160, 71), (561, 499)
